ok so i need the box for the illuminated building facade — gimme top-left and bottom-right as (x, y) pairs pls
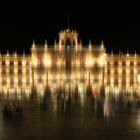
(0, 29), (140, 94)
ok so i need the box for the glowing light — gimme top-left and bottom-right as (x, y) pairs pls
(44, 55), (51, 67)
(22, 68), (26, 73)
(14, 60), (18, 65)
(14, 68), (18, 73)
(110, 77), (114, 83)
(7, 78), (10, 84)
(126, 60), (130, 65)
(98, 59), (104, 67)
(22, 77), (26, 83)
(0, 29), (139, 94)
(126, 69), (130, 74)
(22, 60), (26, 65)
(92, 86), (96, 97)
(114, 86), (119, 94)
(75, 59), (80, 66)
(57, 59), (62, 66)
(14, 77), (18, 83)
(32, 58), (38, 67)
(134, 69), (137, 74)
(6, 68), (9, 73)
(25, 88), (30, 98)
(118, 68), (122, 74)
(98, 56), (105, 67)
(85, 55), (94, 67)
(138, 74), (140, 84)
(5, 60), (10, 65)
(103, 96), (110, 118)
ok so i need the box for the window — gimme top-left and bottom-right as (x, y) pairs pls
(130, 61), (133, 66)
(10, 61), (14, 65)
(122, 61), (126, 66)
(2, 61), (5, 65)
(138, 61), (140, 66)
(18, 61), (22, 65)
(114, 61), (118, 66)
(107, 69), (110, 74)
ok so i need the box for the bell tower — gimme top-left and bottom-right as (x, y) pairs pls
(58, 29), (78, 50)
(58, 29), (78, 73)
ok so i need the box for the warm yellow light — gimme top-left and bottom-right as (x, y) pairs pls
(111, 69), (114, 74)
(7, 78), (10, 83)
(118, 77), (121, 82)
(126, 69), (130, 74)
(14, 68), (18, 73)
(126, 60), (130, 65)
(118, 68), (122, 74)
(30, 78), (32, 83)
(86, 59), (93, 67)
(85, 55), (93, 67)
(76, 59), (80, 66)
(98, 56), (105, 67)
(14, 60), (18, 65)
(14, 77), (18, 83)
(98, 59), (104, 67)
(44, 55), (51, 67)
(32, 58), (38, 67)
(138, 74), (140, 84)
(57, 59), (62, 66)
(126, 77), (130, 83)
(6, 68), (9, 73)
(22, 77), (26, 83)
(5, 60), (10, 65)
(110, 77), (114, 83)
(22, 60), (26, 65)
(134, 69), (137, 74)
(22, 68), (26, 73)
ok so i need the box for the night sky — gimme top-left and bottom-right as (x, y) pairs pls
(0, 1), (139, 54)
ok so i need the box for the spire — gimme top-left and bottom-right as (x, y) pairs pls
(54, 39), (57, 49)
(127, 50), (129, 56)
(14, 51), (17, 57)
(54, 39), (56, 44)
(32, 40), (35, 49)
(135, 50), (137, 57)
(88, 40), (92, 50)
(45, 40), (48, 49)
(23, 50), (25, 57)
(79, 40), (82, 49)
(6, 50), (9, 56)
(101, 40), (104, 49)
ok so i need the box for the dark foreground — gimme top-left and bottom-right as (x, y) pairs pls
(0, 92), (140, 140)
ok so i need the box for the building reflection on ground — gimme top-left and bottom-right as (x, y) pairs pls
(1, 83), (140, 120)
